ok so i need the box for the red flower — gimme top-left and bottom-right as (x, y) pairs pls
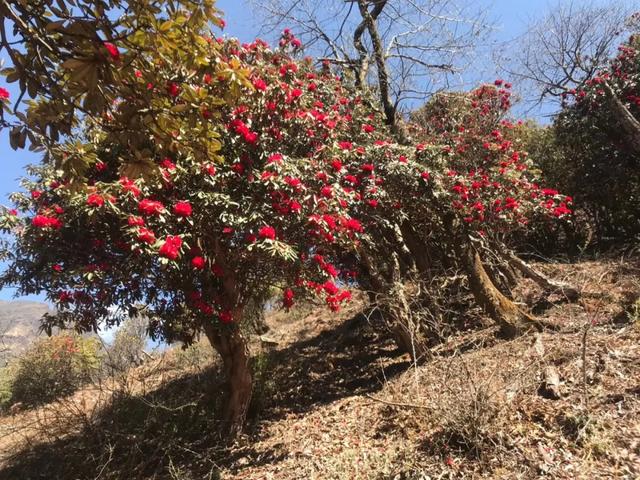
(219, 310), (234, 324)
(343, 218), (363, 232)
(58, 291), (74, 303)
(285, 176), (302, 189)
(258, 225), (276, 240)
(103, 41), (120, 61)
(95, 161), (107, 172)
(138, 199), (165, 215)
(338, 141), (352, 151)
(161, 158), (176, 170)
(268, 153), (283, 164)
(191, 256), (206, 270)
(367, 199), (379, 208)
(128, 216), (145, 227)
(158, 235), (182, 260)
(137, 227), (156, 244)
(290, 199), (302, 212)
(173, 201), (192, 217)
(87, 193), (105, 208)
(362, 124), (375, 133)
(253, 78), (267, 91)
(283, 288), (294, 309)
(330, 159), (343, 171)
(52, 264), (63, 272)
(231, 162), (245, 175)
(320, 185), (333, 198)
(167, 82), (180, 97)
(0, 87), (9, 100)
(322, 280), (339, 295)
(420, 171), (430, 180)
(120, 177), (141, 197)
(553, 203), (572, 217)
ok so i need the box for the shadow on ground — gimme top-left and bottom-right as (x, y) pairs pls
(0, 311), (409, 480)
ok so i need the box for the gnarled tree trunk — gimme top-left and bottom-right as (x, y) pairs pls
(603, 82), (640, 155)
(202, 320), (252, 436)
(458, 244), (545, 338)
(358, 246), (431, 362)
(400, 221), (432, 280)
(503, 250), (580, 301)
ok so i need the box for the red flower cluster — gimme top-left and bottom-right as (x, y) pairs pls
(87, 193), (105, 208)
(120, 177), (141, 197)
(173, 201), (192, 217)
(258, 225), (276, 240)
(158, 235), (182, 260)
(32, 215), (62, 229)
(283, 288), (294, 309)
(191, 256), (206, 269)
(138, 199), (165, 215)
(137, 227), (156, 244)
(103, 41), (120, 62)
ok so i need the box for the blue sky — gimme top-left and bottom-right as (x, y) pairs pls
(0, 0), (615, 301)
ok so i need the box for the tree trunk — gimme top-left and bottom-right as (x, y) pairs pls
(388, 277), (432, 363)
(358, 246), (431, 361)
(603, 82), (640, 154)
(504, 250), (580, 301)
(458, 244), (545, 338)
(202, 322), (252, 435)
(400, 221), (432, 280)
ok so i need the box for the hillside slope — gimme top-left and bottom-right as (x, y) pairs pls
(0, 300), (50, 363)
(0, 258), (638, 479)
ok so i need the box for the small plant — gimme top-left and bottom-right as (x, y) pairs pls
(0, 365), (15, 411)
(249, 351), (276, 417)
(628, 297), (640, 324)
(9, 332), (101, 408)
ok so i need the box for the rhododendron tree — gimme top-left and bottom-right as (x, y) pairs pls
(0, 34), (378, 431)
(337, 84), (577, 344)
(552, 34), (640, 241)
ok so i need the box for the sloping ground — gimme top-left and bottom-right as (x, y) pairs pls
(0, 258), (638, 479)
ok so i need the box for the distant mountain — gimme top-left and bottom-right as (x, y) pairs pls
(0, 300), (51, 364)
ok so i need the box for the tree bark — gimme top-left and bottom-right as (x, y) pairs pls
(503, 250), (580, 301)
(400, 221), (432, 280)
(388, 254), (432, 362)
(458, 244), (545, 338)
(358, 246), (431, 361)
(603, 81), (640, 154)
(202, 321), (252, 435)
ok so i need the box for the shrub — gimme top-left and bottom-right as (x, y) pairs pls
(0, 365), (15, 411)
(104, 316), (148, 375)
(9, 333), (100, 407)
